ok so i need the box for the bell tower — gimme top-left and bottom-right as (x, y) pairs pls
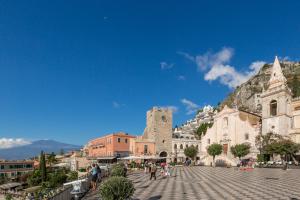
(143, 107), (173, 156)
(261, 56), (292, 135)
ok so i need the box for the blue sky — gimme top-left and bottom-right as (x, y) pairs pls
(0, 0), (300, 146)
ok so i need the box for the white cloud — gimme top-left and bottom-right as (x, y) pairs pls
(181, 98), (199, 115)
(180, 47), (266, 88)
(177, 75), (186, 80)
(160, 62), (174, 70)
(0, 138), (31, 149)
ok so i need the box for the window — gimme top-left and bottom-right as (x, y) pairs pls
(180, 144), (183, 149)
(118, 138), (121, 143)
(174, 144), (177, 149)
(207, 139), (210, 144)
(270, 100), (277, 116)
(144, 145), (148, 154)
(245, 133), (249, 140)
(125, 139), (128, 143)
(223, 117), (228, 128)
(186, 144), (188, 148)
(196, 145), (199, 150)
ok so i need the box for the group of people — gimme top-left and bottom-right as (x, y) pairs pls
(144, 161), (171, 180)
(89, 163), (102, 191)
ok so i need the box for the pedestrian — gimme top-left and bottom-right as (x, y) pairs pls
(96, 164), (102, 183)
(148, 162), (152, 173)
(90, 163), (98, 191)
(165, 163), (170, 176)
(150, 164), (157, 180)
(144, 161), (148, 173)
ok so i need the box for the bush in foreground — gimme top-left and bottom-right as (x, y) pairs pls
(99, 176), (135, 200)
(110, 163), (126, 177)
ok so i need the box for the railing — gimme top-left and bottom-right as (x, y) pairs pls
(49, 186), (73, 200)
(49, 175), (91, 200)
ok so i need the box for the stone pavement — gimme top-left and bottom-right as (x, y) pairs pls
(128, 166), (300, 200)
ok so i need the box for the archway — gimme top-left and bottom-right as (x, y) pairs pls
(159, 151), (168, 157)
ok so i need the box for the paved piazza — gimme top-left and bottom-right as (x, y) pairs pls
(127, 166), (300, 200)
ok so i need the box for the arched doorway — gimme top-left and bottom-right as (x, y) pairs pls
(159, 151), (168, 157)
(159, 151), (168, 163)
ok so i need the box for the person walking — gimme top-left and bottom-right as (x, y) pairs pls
(165, 163), (170, 177)
(150, 163), (157, 180)
(144, 161), (148, 173)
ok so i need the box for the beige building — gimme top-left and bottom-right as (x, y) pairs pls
(200, 106), (261, 166)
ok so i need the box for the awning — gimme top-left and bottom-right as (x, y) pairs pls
(119, 156), (141, 160)
(118, 156), (171, 160)
(0, 182), (22, 190)
(96, 157), (116, 160)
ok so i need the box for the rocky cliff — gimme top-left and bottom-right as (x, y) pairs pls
(219, 61), (300, 114)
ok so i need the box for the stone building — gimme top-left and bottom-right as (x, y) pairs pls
(200, 106), (261, 166)
(142, 107), (173, 157)
(261, 56), (300, 141)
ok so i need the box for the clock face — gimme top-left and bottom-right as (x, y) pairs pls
(162, 115), (167, 122)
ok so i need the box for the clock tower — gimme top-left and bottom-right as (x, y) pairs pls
(143, 107), (173, 157)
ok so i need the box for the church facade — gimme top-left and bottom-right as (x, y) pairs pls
(200, 106), (261, 166)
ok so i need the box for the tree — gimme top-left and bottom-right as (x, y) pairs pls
(184, 146), (198, 161)
(230, 144), (251, 160)
(289, 75), (300, 98)
(207, 144), (222, 166)
(255, 132), (281, 159)
(27, 170), (42, 186)
(39, 151), (47, 182)
(47, 152), (57, 167)
(195, 122), (213, 139)
(265, 138), (300, 165)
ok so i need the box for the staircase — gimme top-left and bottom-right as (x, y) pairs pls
(199, 153), (239, 167)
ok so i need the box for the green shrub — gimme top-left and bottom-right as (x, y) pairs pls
(67, 171), (78, 181)
(99, 176), (135, 200)
(129, 161), (136, 168)
(5, 194), (13, 200)
(43, 170), (67, 188)
(110, 164), (126, 177)
(27, 170), (42, 187)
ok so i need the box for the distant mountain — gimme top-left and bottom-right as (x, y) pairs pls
(0, 140), (81, 160)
